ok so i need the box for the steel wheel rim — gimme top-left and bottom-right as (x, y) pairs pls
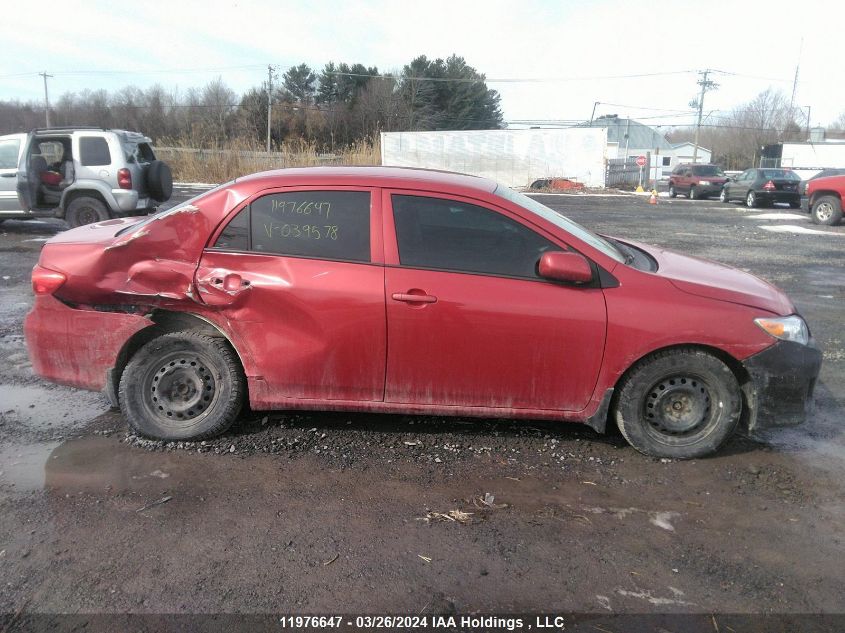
(78, 206), (100, 225)
(141, 351), (219, 427)
(816, 203), (833, 221)
(642, 374), (714, 442)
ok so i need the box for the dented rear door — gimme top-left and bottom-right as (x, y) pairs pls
(196, 186), (387, 402)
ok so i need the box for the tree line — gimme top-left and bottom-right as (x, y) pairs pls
(0, 55), (503, 150)
(667, 88), (845, 170)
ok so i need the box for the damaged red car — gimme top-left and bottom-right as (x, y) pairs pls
(24, 167), (821, 458)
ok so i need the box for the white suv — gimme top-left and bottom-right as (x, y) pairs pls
(0, 127), (172, 228)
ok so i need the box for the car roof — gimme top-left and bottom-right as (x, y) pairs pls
(235, 166), (499, 194)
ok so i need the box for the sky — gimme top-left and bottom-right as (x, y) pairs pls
(3, 0), (844, 131)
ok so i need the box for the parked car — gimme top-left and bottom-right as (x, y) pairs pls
(0, 127), (172, 228)
(24, 167), (821, 459)
(799, 168), (845, 211)
(804, 174), (845, 225)
(668, 163), (728, 200)
(719, 168), (801, 208)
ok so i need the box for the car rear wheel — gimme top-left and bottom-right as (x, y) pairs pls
(119, 331), (245, 441)
(613, 349), (741, 459)
(689, 186), (697, 200)
(746, 191), (757, 208)
(811, 195), (843, 225)
(66, 196), (109, 228)
(719, 188), (728, 203)
(668, 184), (677, 198)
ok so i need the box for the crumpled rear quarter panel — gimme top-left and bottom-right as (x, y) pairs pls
(24, 295), (151, 391)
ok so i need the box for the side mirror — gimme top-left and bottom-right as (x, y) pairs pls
(538, 251), (594, 284)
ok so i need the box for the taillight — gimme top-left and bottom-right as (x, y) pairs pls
(117, 168), (132, 190)
(763, 180), (776, 191)
(31, 265), (67, 295)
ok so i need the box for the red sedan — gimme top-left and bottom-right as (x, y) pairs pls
(24, 167), (821, 458)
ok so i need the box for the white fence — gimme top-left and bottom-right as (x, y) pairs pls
(381, 128), (608, 188)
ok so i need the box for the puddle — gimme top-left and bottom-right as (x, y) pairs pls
(0, 383), (109, 432)
(0, 441), (61, 491)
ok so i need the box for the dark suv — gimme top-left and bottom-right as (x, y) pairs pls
(0, 127), (172, 228)
(668, 163), (728, 200)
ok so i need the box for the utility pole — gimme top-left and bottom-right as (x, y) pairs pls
(589, 101), (600, 125)
(804, 105), (811, 139)
(690, 70), (718, 164)
(39, 71), (53, 127)
(266, 64), (274, 153)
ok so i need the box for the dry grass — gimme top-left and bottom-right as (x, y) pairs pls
(155, 136), (381, 183)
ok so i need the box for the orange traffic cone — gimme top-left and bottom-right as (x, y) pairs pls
(649, 190), (657, 204)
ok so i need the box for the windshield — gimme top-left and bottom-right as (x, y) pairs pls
(761, 169), (800, 181)
(692, 165), (725, 177)
(494, 185), (625, 263)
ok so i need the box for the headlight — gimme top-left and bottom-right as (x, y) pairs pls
(754, 315), (809, 345)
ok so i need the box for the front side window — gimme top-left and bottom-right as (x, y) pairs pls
(392, 194), (560, 279)
(213, 190), (371, 263)
(0, 139), (20, 169)
(79, 137), (111, 166)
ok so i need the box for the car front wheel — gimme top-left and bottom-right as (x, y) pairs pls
(613, 349), (741, 459)
(811, 195), (843, 225)
(689, 186), (697, 200)
(119, 331), (245, 440)
(668, 184), (677, 198)
(719, 188), (728, 203)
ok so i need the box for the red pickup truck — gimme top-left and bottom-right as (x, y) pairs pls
(805, 175), (845, 225)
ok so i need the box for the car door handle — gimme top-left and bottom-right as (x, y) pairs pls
(392, 291), (437, 304)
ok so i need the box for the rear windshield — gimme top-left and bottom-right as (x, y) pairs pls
(760, 169), (800, 181)
(692, 165), (724, 177)
(115, 182), (232, 236)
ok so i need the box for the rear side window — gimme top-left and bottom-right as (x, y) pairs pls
(124, 142), (155, 164)
(213, 190), (371, 262)
(0, 139), (20, 169)
(79, 137), (111, 166)
(392, 194), (560, 279)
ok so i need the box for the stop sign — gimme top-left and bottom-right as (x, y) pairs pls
(636, 155), (646, 167)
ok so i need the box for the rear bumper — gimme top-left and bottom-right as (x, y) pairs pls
(741, 339), (822, 433)
(756, 191), (800, 204)
(24, 294), (151, 392)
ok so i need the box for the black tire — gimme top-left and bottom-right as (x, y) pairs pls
(719, 188), (728, 203)
(146, 160), (173, 203)
(118, 331), (245, 441)
(66, 196), (109, 228)
(689, 186), (697, 200)
(613, 349), (741, 459)
(746, 191), (758, 208)
(668, 184), (677, 198)
(811, 195), (843, 226)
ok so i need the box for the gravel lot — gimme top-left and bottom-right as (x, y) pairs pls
(0, 187), (843, 626)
